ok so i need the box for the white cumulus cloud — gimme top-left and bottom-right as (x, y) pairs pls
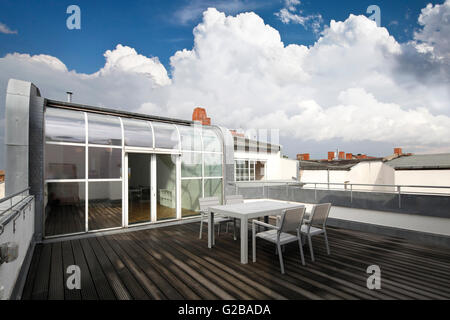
(1, 5), (450, 158)
(0, 22), (17, 34)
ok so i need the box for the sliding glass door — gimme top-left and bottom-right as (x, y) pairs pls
(127, 153), (152, 224)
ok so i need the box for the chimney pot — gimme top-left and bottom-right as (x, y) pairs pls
(66, 91), (73, 103)
(394, 147), (403, 156)
(346, 153), (353, 160)
(338, 151), (345, 160)
(192, 107), (211, 125)
(328, 151), (335, 161)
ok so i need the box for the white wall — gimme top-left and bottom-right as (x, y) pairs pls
(300, 161), (396, 192)
(0, 197), (35, 300)
(234, 150), (299, 181)
(349, 162), (395, 192)
(395, 170), (450, 194)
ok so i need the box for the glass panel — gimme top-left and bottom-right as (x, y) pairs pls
(88, 147), (122, 179)
(88, 113), (122, 146)
(182, 179), (202, 217)
(204, 179), (223, 204)
(256, 161), (266, 180)
(177, 125), (202, 151)
(152, 122), (179, 150)
(202, 128), (222, 152)
(45, 107), (85, 143)
(45, 182), (86, 236)
(181, 152), (202, 177)
(122, 118), (153, 148)
(128, 153), (151, 224)
(88, 181), (122, 230)
(204, 153), (222, 177)
(45, 144), (85, 179)
(156, 154), (177, 221)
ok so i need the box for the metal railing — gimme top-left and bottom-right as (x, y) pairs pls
(0, 188), (33, 235)
(230, 180), (450, 210)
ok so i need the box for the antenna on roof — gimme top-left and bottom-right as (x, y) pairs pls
(66, 91), (73, 103)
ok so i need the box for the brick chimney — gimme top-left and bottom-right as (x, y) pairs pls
(192, 107), (211, 125)
(394, 147), (402, 156)
(338, 151), (345, 160)
(328, 152), (335, 161)
(346, 153), (353, 160)
(297, 153), (310, 161)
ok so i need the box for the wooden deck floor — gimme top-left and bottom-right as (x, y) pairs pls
(23, 222), (450, 300)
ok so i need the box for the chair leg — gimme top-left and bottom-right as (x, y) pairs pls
(218, 223), (221, 236)
(277, 243), (285, 274)
(199, 220), (203, 239)
(297, 231), (305, 266)
(308, 234), (315, 262)
(226, 222), (229, 233)
(324, 229), (330, 255)
(252, 224), (256, 263)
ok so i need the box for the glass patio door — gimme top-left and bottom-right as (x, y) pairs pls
(127, 152), (180, 225)
(127, 153), (152, 224)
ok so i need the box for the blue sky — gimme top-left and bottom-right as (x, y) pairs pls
(1, 0), (449, 168)
(0, 0), (431, 74)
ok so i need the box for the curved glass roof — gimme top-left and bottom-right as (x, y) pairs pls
(45, 107), (223, 153)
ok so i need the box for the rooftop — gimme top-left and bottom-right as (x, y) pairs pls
(386, 153), (450, 170)
(22, 221), (450, 300)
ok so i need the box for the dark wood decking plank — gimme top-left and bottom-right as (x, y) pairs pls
(71, 239), (98, 300)
(21, 244), (42, 300)
(61, 240), (81, 300)
(31, 243), (52, 300)
(103, 234), (166, 299)
(122, 231), (203, 300)
(89, 237), (135, 300)
(48, 242), (64, 300)
(79, 238), (116, 300)
(112, 233), (183, 300)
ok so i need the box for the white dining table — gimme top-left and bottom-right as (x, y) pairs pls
(207, 200), (305, 264)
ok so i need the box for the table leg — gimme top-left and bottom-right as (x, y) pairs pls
(208, 212), (214, 248)
(264, 216), (269, 231)
(240, 218), (248, 264)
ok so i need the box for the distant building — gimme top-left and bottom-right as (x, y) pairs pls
(298, 148), (450, 194)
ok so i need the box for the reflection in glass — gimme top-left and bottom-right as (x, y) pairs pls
(88, 181), (122, 230)
(45, 182), (86, 236)
(178, 125), (202, 151)
(181, 152), (202, 177)
(182, 179), (202, 217)
(45, 107), (85, 143)
(88, 147), (122, 179)
(88, 113), (122, 146)
(157, 154), (177, 220)
(202, 128), (222, 152)
(152, 122), (179, 150)
(128, 153), (151, 224)
(204, 153), (222, 177)
(205, 179), (223, 204)
(122, 118), (153, 148)
(45, 144), (85, 179)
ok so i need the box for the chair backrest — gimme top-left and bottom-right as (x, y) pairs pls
(279, 206), (306, 233)
(310, 203), (332, 228)
(225, 194), (244, 205)
(199, 197), (220, 212)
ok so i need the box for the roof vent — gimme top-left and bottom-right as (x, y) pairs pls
(66, 91), (73, 103)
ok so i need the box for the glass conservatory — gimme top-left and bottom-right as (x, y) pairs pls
(44, 107), (224, 237)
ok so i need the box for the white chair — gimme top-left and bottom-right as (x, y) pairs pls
(199, 197), (234, 243)
(300, 203), (332, 262)
(252, 207), (307, 274)
(224, 195), (244, 240)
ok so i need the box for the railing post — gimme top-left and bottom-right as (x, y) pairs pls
(350, 184), (353, 203)
(314, 183), (317, 201)
(397, 186), (401, 208)
(286, 183), (288, 199)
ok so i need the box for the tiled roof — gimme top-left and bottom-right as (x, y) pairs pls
(386, 153), (450, 170)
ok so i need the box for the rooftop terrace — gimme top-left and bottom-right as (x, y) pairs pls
(22, 221), (450, 300)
